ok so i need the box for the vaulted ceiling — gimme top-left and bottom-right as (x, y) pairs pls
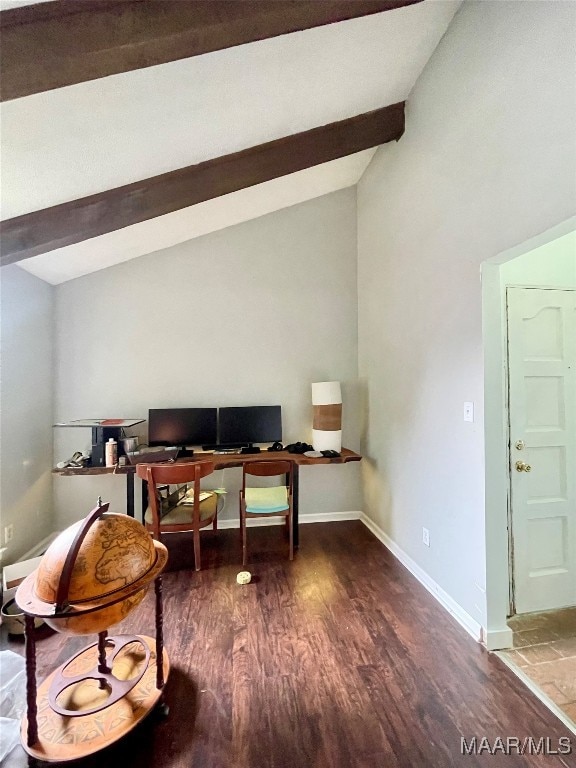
(0, 0), (461, 283)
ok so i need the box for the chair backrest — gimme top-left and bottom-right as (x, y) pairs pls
(136, 460), (214, 486)
(136, 460), (215, 532)
(242, 460), (293, 494)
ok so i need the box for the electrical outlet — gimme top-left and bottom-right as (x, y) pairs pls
(4, 524), (14, 544)
(422, 527), (430, 547)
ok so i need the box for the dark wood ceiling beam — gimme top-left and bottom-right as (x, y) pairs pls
(0, 0), (423, 102)
(0, 102), (404, 266)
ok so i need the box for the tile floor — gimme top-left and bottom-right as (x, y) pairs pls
(499, 607), (576, 725)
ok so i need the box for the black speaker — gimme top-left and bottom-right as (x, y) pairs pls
(90, 442), (106, 467)
(92, 425), (123, 445)
(90, 426), (130, 458)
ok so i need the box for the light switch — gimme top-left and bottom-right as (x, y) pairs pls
(464, 402), (474, 422)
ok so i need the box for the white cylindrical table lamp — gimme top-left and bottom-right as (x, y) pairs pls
(311, 381), (342, 452)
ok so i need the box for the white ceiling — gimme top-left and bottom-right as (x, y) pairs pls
(20, 149), (377, 284)
(0, 0), (50, 8)
(1, 1), (461, 283)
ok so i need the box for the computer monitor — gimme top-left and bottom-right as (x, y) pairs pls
(148, 408), (217, 447)
(218, 406), (282, 447)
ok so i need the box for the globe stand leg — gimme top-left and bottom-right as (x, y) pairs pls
(155, 700), (170, 717)
(24, 614), (38, 748)
(97, 630), (110, 688)
(154, 576), (170, 717)
(154, 576), (164, 690)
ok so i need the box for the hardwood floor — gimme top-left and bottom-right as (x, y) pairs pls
(2, 522), (575, 767)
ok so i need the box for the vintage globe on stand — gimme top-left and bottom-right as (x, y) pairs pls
(16, 505), (168, 635)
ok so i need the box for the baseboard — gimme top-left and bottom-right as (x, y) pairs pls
(217, 510), (362, 530)
(361, 513), (483, 644)
(300, 510), (362, 524)
(484, 626), (514, 651)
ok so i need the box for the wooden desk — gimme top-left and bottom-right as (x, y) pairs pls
(53, 448), (362, 548)
(53, 462), (138, 523)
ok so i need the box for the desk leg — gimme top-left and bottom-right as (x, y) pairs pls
(293, 463), (299, 549)
(126, 472), (135, 518)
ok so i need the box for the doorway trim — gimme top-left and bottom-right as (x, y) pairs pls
(481, 215), (576, 651)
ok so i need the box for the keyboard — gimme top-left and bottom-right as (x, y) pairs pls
(126, 447), (179, 465)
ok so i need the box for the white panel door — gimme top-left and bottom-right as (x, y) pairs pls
(507, 287), (576, 614)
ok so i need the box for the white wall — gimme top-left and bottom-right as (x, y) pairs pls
(500, 230), (576, 288)
(0, 266), (54, 563)
(357, 0), (576, 640)
(53, 190), (361, 528)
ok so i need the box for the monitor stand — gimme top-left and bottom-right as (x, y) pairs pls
(240, 444), (261, 455)
(179, 447), (195, 458)
(202, 443), (243, 451)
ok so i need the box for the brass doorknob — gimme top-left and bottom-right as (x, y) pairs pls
(515, 461), (532, 473)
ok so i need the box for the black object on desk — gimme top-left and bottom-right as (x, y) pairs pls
(126, 447), (180, 465)
(285, 442), (313, 454)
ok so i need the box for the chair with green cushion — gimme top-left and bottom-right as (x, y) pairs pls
(239, 460), (293, 566)
(136, 460), (216, 571)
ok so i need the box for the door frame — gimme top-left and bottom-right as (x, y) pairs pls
(481, 215), (576, 651)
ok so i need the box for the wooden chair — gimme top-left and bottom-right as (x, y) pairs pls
(136, 460), (216, 571)
(239, 460), (293, 566)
